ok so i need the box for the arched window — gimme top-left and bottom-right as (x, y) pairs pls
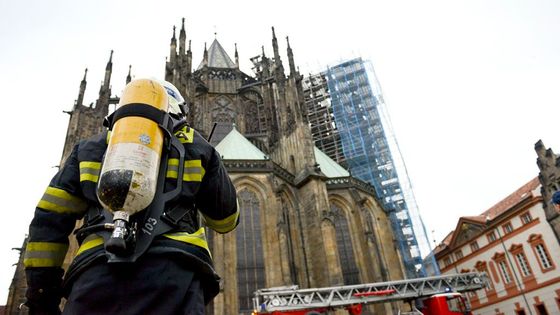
(332, 204), (360, 284)
(236, 189), (265, 313)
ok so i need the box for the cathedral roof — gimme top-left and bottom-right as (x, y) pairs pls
(314, 147), (350, 178)
(214, 125), (350, 177)
(197, 39), (237, 70)
(215, 126), (268, 160)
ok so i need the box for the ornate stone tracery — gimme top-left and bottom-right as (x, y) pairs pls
(241, 90), (266, 135)
(208, 68), (237, 80)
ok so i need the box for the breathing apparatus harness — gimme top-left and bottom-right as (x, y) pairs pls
(74, 101), (193, 264)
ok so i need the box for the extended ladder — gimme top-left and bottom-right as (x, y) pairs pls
(253, 272), (488, 313)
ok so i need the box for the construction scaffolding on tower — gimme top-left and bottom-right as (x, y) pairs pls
(303, 58), (438, 278)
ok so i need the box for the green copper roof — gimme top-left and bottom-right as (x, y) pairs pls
(215, 126), (268, 160)
(215, 127), (348, 177)
(314, 147), (350, 178)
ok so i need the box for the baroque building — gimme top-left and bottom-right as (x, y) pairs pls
(432, 139), (560, 314)
(6, 19), (405, 314)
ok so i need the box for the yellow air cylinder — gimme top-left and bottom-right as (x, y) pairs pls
(97, 79), (168, 214)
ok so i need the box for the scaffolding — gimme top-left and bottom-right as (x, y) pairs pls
(303, 58), (438, 278)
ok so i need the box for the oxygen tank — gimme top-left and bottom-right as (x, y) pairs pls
(97, 79), (168, 252)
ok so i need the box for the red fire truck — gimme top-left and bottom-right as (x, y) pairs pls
(252, 272), (487, 315)
(417, 292), (471, 315)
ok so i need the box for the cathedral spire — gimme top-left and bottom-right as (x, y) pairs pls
(202, 42), (208, 67)
(271, 27), (284, 78)
(286, 36), (296, 77)
(235, 43), (239, 68)
(187, 39), (192, 74)
(271, 26), (279, 57)
(76, 68), (87, 108)
(261, 45), (269, 79)
(126, 65), (132, 84)
(169, 26), (177, 63)
(179, 18), (186, 55)
(97, 51), (113, 116)
(103, 50), (113, 89)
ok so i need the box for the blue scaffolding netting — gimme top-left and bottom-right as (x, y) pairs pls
(306, 57), (439, 278)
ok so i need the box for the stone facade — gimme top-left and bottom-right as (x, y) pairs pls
(535, 140), (560, 242)
(6, 19), (405, 314)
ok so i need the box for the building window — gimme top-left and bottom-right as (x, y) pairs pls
(455, 250), (463, 260)
(520, 212), (532, 225)
(535, 244), (553, 269)
(487, 231), (497, 243)
(515, 252), (532, 277)
(510, 244), (534, 280)
(498, 260), (512, 283)
(470, 241), (479, 252)
(236, 189), (266, 313)
(528, 234), (555, 272)
(535, 303), (549, 315)
(503, 222), (514, 234)
(332, 205), (360, 285)
(444, 257), (452, 267)
(475, 261), (495, 291)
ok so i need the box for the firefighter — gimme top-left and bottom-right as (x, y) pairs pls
(23, 79), (239, 315)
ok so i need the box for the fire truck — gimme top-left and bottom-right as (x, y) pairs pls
(252, 272), (488, 315)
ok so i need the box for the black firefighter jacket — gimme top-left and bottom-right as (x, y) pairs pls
(24, 125), (239, 308)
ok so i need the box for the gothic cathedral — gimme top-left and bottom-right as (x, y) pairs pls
(7, 19), (405, 315)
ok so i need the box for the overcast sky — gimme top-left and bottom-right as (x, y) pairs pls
(1, 0), (559, 303)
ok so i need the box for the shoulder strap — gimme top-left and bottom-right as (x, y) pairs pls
(103, 103), (174, 136)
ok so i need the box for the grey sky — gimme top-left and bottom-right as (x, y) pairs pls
(1, 0), (559, 302)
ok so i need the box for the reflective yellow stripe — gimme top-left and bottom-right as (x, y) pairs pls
(76, 235), (104, 256)
(203, 209), (239, 233)
(166, 159), (205, 182)
(175, 126), (194, 144)
(80, 174), (99, 182)
(184, 160), (205, 182)
(168, 159), (180, 166)
(166, 158), (180, 178)
(24, 242), (68, 267)
(163, 228), (211, 256)
(80, 161), (102, 169)
(37, 187), (87, 215)
(79, 161), (101, 183)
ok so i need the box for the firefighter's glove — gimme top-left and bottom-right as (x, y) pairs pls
(25, 267), (63, 315)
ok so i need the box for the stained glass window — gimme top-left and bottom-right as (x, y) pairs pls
(237, 189), (265, 313)
(332, 204), (360, 284)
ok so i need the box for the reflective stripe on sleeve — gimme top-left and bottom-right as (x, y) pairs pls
(79, 161), (101, 183)
(202, 209), (239, 233)
(75, 235), (104, 256)
(24, 242), (68, 267)
(183, 160), (205, 182)
(166, 159), (205, 182)
(162, 227), (211, 256)
(37, 187), (88, 215)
